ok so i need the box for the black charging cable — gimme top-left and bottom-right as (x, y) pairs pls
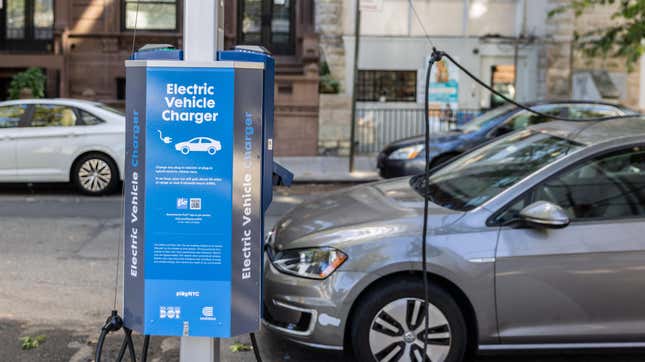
(421, 47), (443, 362)
(250, 332), (263, 362)
(95, 310), (150, 362)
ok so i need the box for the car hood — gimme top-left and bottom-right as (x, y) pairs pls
(272, 178), (464, 249)
(384, 131), (464, 151)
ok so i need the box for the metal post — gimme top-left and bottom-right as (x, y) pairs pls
(180, 0), (223, 360)
(180, 337), (220, 362)
(348, 0), (361, 173)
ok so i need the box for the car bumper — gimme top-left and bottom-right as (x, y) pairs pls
(262, 254), (367, 350)
(377, 155), (426, 178)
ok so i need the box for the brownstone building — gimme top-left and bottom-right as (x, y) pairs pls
(0, 0), (320, 155)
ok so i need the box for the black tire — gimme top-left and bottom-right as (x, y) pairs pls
(72, 153), (119, 196)
(350, 278), (468, 362)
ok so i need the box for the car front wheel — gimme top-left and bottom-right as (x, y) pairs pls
(350, 278), (467, 362)
(73, 153), (118, 196)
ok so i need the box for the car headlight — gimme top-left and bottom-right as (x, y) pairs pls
(388, 144), (424, 160)
(269, 247), (347, 279)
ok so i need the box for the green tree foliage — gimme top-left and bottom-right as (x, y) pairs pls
(549, 0), (645, 69)
(8, 68), (47, 100)
(319, 61), (340, 94)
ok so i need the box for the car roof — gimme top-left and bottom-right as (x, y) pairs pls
(530, 116), (645, 145)
(0, 98), (103, 107)
(520, 99), (627, 107)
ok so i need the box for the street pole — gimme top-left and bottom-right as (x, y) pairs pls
(180, 0), (223, 360)
(348, 0), (361, 173)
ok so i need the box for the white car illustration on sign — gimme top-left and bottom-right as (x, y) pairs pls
(175, 137), (222, 155)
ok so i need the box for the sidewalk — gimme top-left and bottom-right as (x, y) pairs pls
(275, 156), (380, 183)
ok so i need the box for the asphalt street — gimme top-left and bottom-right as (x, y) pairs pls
(0, 183), (644, 361)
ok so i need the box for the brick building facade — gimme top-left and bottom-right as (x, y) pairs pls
(0, 0), (320, 156)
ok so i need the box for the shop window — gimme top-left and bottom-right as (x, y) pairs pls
(357, 70), (417, 102)
(238, 0), (295, 55)
(122, 0), (178, 31)
(1, 0), (54, 51)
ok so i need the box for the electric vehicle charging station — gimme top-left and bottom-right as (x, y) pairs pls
(124, 56), (265, 338)
(120, 1), (290, 359)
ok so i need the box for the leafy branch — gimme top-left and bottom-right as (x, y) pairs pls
(549, 0), (645, 70)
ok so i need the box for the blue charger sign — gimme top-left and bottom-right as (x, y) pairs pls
(124, 61), (264, 337)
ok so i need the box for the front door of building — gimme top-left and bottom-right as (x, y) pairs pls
(238, 0), (295, 55)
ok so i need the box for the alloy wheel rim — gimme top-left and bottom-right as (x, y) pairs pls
(79, 159), (112, 192)
(369, 298), (451, 362)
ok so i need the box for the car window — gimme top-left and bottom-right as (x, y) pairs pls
(79, 110), (104, 125)
(533, 146), (645, 220)
(460, 104), (516, 132)
(0, 105), (27, 128)
(200, 139), (211, 143)
(497, 146), (645, 223)
(567, 104), (621, 119)
(190, 138), (201, 144)
(503, 107), (563, 132)
(30, 105), (78, 127)
(411, 130), (583, 212)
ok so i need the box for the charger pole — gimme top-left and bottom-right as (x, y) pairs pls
(179, 0), (224, 361)
(348, 0), (361, 172)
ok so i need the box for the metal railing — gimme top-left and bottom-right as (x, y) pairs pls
(354, 107), (481, 154)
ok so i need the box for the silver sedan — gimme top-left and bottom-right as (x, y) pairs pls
(263, 117), (645, 362)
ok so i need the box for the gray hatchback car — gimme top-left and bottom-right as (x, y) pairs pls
(263, 117), (645, 362)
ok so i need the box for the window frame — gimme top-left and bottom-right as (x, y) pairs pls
(237, 0), (296, 55)
(77, 109), (106, 126)
(488, 143), (645, 226)
(356, 70), (418, 102)
(24, 103), (84, 128)
(121, 0), (179, 32)
(0, 0), (55, 52)
(0, 104), (30, 128)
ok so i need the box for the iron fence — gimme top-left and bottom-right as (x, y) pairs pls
(354, 107), (482, 154)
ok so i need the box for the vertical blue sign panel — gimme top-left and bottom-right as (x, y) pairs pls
(145, 68), (234, 337)
(124, 62), (264, 338)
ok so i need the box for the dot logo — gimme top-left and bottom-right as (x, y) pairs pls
(160, 306), (181, 319)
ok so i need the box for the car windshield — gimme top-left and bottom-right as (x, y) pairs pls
(411, 130), (583, 211)
(460, 104), (516, 132)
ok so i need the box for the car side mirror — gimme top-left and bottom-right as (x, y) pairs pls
(518, 201), (570, 229)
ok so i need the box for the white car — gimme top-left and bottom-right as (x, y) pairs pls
(174, 137), (222, 155)
(0, 98), (125, 195)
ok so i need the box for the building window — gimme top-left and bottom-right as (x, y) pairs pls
(490, 65), (515, 108)
(357, 70), (417, 102)
(1, 0), (54, 51)
(238, 0), (295, 55)
(122, 0), (178, 31)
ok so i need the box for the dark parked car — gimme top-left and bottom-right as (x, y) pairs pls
(377, 100), (636, 178)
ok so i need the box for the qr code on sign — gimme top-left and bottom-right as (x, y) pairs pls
(189, 198), (202, 210)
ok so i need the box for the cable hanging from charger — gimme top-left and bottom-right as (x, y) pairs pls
(94, 1), (152, 360)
